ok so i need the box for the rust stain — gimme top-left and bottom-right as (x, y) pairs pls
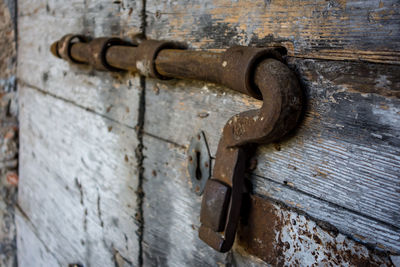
(237, 195), (392, 265)
(237, 196), (285, 266)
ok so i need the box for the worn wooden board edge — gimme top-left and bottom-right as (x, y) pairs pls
(17, 84), (141, 266)
(146, 0), (400, 65)
(142, 134), (395, 265)
(17, 0), (142, 128)
(250, 175), (400, 254)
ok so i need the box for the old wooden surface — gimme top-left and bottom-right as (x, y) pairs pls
(18, 85), (140, 266)
(18, 0), (142, 128)
(146, 0), (400, 64)
(17, 0), (144, 266)
(142, 136), (227, 266)
(17, 0), (400, 266)
(143, 0), (400, 263)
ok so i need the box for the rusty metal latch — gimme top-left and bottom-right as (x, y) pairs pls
(50, 34), (303, 252)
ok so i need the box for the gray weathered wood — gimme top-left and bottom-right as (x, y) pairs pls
(18, 85), (140, 266)
(17, 0), (147, 265)
(15, 211), (60, 267)
(18, 0), (142, 128)
(146, 0), (400, 64)
(142, 135), (227, 266)
(17, 1), (145, 265)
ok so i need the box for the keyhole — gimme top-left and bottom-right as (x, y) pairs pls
(195, 150), (202, 180)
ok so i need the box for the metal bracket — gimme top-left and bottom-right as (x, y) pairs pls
(188, 131), (211, 195)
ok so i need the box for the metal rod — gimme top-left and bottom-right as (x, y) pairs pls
(51, 35), (268, 98)
(155, 49), (223, 84)
(68, 44), (224, 84)
(105, 45), (140, 72)
(70, 43), (90, 63)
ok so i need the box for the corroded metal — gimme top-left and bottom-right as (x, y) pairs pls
(135, 39), (185, 78)
(199, 55), (302, 252)
(236, 195), (391, 266)
(187, 131), (211, 195)
(55, 34), (88, 63)
(50, 34), (303, 253)
(86, 37), (133, 71)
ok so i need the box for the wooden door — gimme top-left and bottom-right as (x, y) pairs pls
(17, 0), (399, 266)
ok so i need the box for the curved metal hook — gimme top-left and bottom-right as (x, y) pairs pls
(199, 58), (302, 252)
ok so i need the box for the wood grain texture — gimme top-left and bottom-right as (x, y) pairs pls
(17, 1), (145, 264)
(18, 0), (142, 128)
(143, 57), (400, 253)
(143, 2), (400, 256)
(146, 0), (400, 64)
(17, 0), (146, 265)
(142, 135), (393, 266)
(18, 85), (140, 266)
(142, 135), (227, 266)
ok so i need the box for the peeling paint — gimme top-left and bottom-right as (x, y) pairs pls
(237, 196), (393, 266)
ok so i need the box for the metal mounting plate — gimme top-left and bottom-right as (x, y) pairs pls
(188, 131), (211, 195)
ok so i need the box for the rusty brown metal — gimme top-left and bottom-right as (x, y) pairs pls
(105, 46), (140, 72)
(135, 40), (185, 78)
(55, 34), (88, 63)
(86, 37), (133, 71)
(155, 49), (223, 84)
(199, 54), (302, 252)
(50, 34), (303, 253)
(236, 195), (392, 266)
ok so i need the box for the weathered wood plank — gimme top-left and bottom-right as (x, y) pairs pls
(143, 57), (400, 253)
(18, 0), (142, 128)
(250, 174), (400, 254)
(142, 135), (393, 265)
(142, 135), (227, 266)
(18, 85), (140, 266)
(17, 0), (146, 265)
(15, 212), (60, 267)
(146, 0), (400, 64)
